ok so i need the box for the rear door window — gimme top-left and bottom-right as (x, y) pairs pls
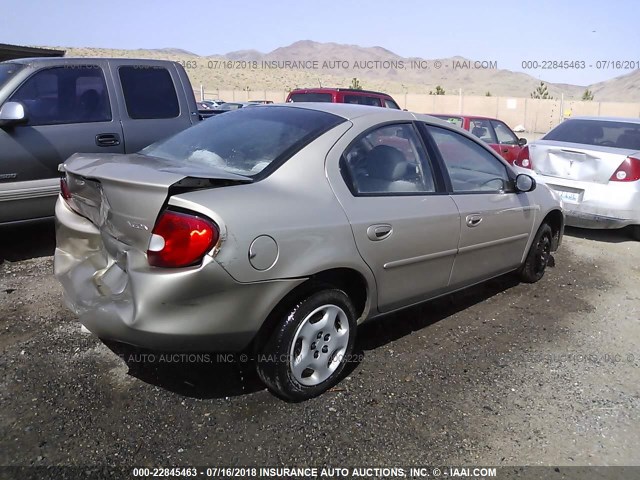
(10, 66), (111, 125)
(341, 123), (436, 195)
(288, 92), (333, 102)
(119, 66), (179, 119)
(344, 95), (382, 107)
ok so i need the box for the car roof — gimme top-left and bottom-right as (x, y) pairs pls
(289, 87), (393, 97)
(430, 113), (500, 121)
(262, 102), (417, 120)
(564, 116), (640, 124)
(222, 103), (503, 159)
(4, 57), (178, 67)
(258, 103), (466, 129)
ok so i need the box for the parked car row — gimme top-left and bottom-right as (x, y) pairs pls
(2, 58), (637, 401)
(284, 90), (528, 165)
(198, 99), (226, 109)
(433, 114), (640, 240)
(198, 100), (267, 118)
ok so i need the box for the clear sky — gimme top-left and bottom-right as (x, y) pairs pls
(1, 0), (638, 86)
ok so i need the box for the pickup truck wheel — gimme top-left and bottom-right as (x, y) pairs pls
(631, 225), (640, 241)
(518, 223), (553, 283)
(256, 289), (356, 401)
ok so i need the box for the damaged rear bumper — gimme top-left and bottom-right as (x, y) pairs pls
(54, 198), (304, 352)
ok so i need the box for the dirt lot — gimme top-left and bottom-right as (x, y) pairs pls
(1, 221), (639, 469)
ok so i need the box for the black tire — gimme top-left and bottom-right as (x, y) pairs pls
(518, 223), (553, 283)
(256, 289), (357, 401)
(631, 225), (640, 241)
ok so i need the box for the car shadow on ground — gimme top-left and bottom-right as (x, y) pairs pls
(104, 268), (526, 400)
(0, 220), (56, 263)
(354, 272), (521, 353)
(564, 226), (635, 244)
(103, 340), (267, 399)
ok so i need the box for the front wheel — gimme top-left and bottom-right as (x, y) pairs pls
(257, 289), (357, 401)
(518, 223), (553, 283)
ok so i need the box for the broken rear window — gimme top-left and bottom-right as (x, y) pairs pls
(142, 106), (345, 177)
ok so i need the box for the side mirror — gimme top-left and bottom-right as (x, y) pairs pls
(0, 101), (27, 127)
(518, 137), (527, 146)
(515, 173), (536, 192)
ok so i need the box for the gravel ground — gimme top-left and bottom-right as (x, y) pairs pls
(0, 221), (639, 468)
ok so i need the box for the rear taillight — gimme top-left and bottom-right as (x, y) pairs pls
(514, 146), (533, 169)
(609, 156), (640, 182)
(147, 210), (219, 268)
(60, 176), (72, 200)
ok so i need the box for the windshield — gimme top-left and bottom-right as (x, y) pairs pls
(433, 115), (464, 128)
(142, 106), (345, 177)
(217, 103), (243, 111)
(0, 63), (24, 89)
(543, 119), (640, 150)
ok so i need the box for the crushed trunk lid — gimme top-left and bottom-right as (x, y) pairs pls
(61, 152), (250, 252)
(529, 141), (638, 184)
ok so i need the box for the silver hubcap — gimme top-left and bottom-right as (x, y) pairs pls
(289, 304), (350, 386)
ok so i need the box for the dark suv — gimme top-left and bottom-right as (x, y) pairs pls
(286, 88), (401, 109)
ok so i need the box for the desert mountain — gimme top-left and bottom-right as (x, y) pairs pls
(57, 41), (639, 101)
(149, 47), (197, 56)
(589, 70), (640, 103)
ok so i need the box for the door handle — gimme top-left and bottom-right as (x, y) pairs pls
(366, 224), (393, 241)
(96, 133), (121, 147)
(465, 214), (483, 227)
(502, 148), (509, 153)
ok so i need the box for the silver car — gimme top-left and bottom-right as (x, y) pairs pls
(54, 104), (564, 400)
(513, 116), (640, 240)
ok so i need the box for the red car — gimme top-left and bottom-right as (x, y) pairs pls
(286, 88), (401, 109)
(431, 115), (527, 164)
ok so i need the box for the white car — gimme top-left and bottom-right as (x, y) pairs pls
(513, 116), (640, 240)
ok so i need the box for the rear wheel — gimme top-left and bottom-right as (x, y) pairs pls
(519, 223), (553, 283)
(256, 289), (357, 401)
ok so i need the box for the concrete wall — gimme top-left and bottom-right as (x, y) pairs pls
(194, 89), (640, 133)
